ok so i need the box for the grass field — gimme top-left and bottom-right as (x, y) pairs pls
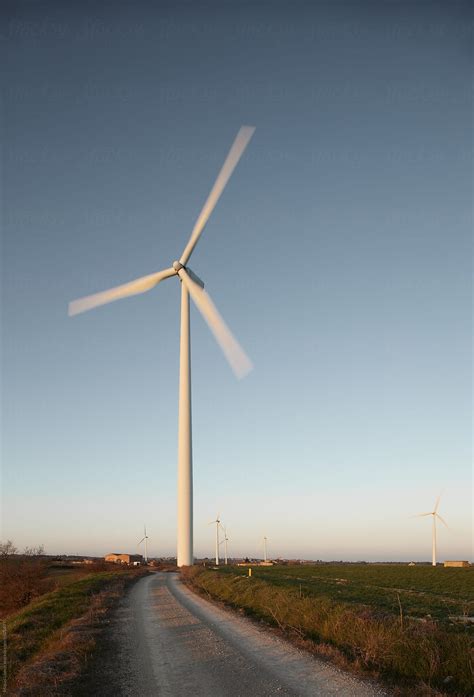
(217, 563), (474, 625)
(184, 564), (474, 695)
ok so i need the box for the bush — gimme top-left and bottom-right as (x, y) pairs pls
(0, 544), (53, 617)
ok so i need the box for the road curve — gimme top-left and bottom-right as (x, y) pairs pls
(87, 572), (389, 697)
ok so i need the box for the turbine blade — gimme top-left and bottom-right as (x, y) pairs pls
(68, 267), (176, 316)
(186, 267), (205, 289)
(412, 512), (432, 517)
(138, 538), (145, 544)
(436, 514), (449, 529)
(179, 126), (255, 266)
(434, 494), (441, 513)
(179, 269), (253, 379)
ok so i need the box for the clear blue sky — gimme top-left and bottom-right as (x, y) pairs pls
(2, 1), (472, 561)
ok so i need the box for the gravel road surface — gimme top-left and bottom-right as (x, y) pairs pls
(78, 572), (389, 696)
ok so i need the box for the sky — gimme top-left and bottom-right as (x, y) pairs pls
(1, 1), (472, 562)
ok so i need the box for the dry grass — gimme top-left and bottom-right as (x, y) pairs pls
(182, 566), (473, 696)
(11, 593), (107, 696)
(0, 557), (120, 620)
(2, 569), (147, 695)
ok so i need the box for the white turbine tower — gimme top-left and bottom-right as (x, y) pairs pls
(138, 525), (149, 563)
(263, 536), (268, 562)
(414, 495), (448, 567)
(69, 127), (255, 567)
(209, 514), (221, 565)
(221, 525), (229, 565)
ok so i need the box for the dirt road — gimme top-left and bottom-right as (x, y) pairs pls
(77, 572), (388, 696)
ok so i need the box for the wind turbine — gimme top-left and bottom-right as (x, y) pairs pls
(138, 525), (149, 564)
(69, 126), (255, 567)
(221, 525), (229, 565)
(209, 514), (221, 565)
(414, 495), (448, 567)
(263, 535), (268, 562)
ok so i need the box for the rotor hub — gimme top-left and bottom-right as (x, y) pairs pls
(173, 261), (184, 272)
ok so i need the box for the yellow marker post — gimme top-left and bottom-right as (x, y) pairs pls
(248, 568), (252, 577)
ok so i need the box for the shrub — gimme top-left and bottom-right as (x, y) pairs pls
(0, 552), (53, 617)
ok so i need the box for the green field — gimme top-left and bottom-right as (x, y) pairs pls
(217, 563), (474, 625)
(185, 564), (473, 694)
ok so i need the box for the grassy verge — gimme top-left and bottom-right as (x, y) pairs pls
(2, 568), (147, 695)
(213, 564), (473, 624)
(182, 566), (473, 696)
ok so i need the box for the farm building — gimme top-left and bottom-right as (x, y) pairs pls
(105, 553), (143, 565)
(443, 560), (470, 568)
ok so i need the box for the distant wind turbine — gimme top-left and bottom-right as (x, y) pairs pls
(221, 525), (229, 565)
(209, 514), (221, 565)
(413, 495), (448, 566)
(263, 536), (268, 562)
(138, 525), (149, 563)
(68, 126), (256, 567)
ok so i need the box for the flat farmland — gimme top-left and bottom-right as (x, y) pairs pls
(185, 564), (473, 694)
(217, 563), (473, 625)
